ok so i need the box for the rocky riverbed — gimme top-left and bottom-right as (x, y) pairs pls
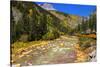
(11, 35), (96, 66)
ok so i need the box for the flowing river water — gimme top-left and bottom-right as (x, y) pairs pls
(11, 35), (96, 66)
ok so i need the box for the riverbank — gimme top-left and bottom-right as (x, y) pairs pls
(11, 35), (96, 66)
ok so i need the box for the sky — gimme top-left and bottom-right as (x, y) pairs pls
(36, 2), (96, 17)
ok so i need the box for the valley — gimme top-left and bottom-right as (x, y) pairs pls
(11, 1), (96, 66)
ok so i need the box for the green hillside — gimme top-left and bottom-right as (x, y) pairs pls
(11, 1), (78, 43)
(11, 1), (96, 43)
(11, 1), (61, 43)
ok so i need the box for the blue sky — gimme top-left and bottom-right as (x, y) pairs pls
(36, 2), (96, 17)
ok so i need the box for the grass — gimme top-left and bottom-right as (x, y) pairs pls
(79, 37), (96, 50)
(11, 40), (48, 54)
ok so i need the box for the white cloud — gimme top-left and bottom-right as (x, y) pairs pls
(38, 3), (56, 10)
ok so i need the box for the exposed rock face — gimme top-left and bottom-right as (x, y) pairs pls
(12, 7), (23, 24)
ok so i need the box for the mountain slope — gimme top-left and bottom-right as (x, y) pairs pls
(49, 10), (83, 29)
(38, 3), (83, 29)
(11, 1), (68, 43)
(11, 1), (94, 43)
